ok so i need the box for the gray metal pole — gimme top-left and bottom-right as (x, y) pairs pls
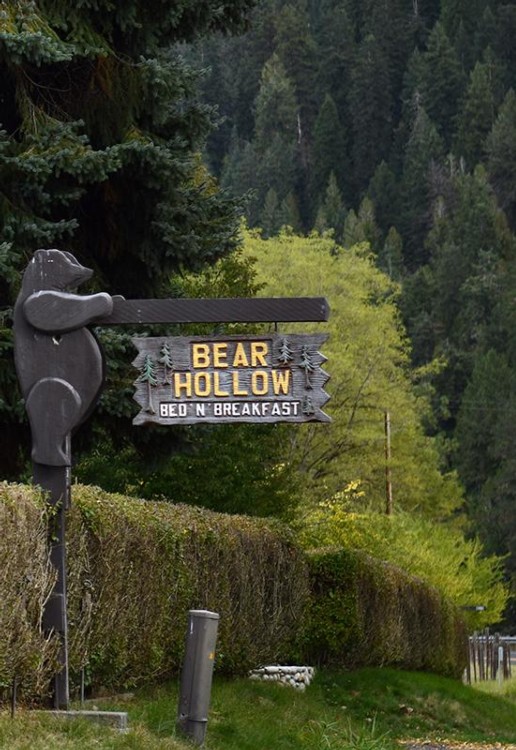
(177, 610), (219, 746)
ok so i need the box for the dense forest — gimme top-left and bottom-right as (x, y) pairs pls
(187, 0), (516, 617)
(0, 1), (514, 626)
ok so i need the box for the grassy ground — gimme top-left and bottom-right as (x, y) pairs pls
(2, 668), (516, 749)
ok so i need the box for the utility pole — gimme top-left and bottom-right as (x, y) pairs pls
(384, 411), (393, 516)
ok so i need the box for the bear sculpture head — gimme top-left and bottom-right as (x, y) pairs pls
(22, 249), (93, 294)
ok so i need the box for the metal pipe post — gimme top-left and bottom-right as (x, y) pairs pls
(177, 610), (219, 746)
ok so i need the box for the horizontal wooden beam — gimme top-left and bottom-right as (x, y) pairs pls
(97, 297), (330, 325)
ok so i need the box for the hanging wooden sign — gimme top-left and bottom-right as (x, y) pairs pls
(132, 333), (331, 425)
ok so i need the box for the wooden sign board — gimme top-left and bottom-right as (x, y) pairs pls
(132, 334), (331, 425)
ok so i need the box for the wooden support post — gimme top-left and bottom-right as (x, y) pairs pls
(33, 460), (70, 709)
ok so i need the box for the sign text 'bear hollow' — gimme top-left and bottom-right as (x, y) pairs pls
(132, 333), (330, 425)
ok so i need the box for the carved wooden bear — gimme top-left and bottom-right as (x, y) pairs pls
(14, 249), (113, 466)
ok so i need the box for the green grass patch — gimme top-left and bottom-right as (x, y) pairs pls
(471, 674), (516, 707)
(2, 668), (516, 749)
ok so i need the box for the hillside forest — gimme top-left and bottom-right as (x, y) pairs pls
(0, 0), (514, 630)
(182, 0), (516, 623)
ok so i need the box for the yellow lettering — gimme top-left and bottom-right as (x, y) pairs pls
(251, 342), (268, 367)
(194, 372), (211, 397)
(232, 342), (249, 368)
(252, 370), (268, 396)
(193, 344), (210, 369)
(272, 369), (291, 395)
(213, 372), (229, 397)
(174, 372), (192, 398)
(232, 371), (249, 396)
(213, 343), (228, 368)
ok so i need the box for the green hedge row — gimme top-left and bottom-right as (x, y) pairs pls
(0, 482), (467, 698)
(66, 484), (309, 689)
(0, 484), (59, 699)
(304, 548), (468, 678)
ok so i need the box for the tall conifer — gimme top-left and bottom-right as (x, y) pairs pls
(311, 94), (350, 210)
(0, 0), (256, 475)
(348, 34), (393, 193)
(455, 61), (497, 170)
(487, 89), (516, 228)
(421, 22), (464, 146)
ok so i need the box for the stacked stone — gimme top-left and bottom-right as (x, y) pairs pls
(248, 665), (315, 691)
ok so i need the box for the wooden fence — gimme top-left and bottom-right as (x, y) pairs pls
(466, 629), (514, 683)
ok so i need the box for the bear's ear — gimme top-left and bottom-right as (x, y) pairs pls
(62, 251), (81, 266)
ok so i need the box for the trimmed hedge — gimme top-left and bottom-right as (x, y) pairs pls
(304, 548), (468, 678)
(0, 483), (468, 698)
(66, 485), (308, 688)
(0, 483), (59, 698)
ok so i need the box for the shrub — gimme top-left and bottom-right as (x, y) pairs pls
(299, 505), (508, 628)
(0, 483), (59, 699)
(0, 483), (467, 698)
(303, 548), (468, 678)
(66, 485), (309, 689)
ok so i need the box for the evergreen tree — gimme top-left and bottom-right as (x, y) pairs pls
(348, 34), (394, 193)
(311, 94), (349, 210)
(406, 0), (439, 47)
(454, 349), (516, 585)
(474, 6), (498, 59)
(221, 137), (262, 226)
(234, 1), (278, 138)
(279, 192), (302, 233)
(378, 227), (404, 281)
(363, 0), (412, 114)
(455, 349), (512, 502)
(493, 5), (516, 87)
(314, 172), (346, 241)
(274, 1), (319, 140)
(342, 209), (361, 249)
(487, 89), (516, 229)
(392, 47), (428, 176)
(341, 196), (380, 252)
(400, 264), (437, 367)
(314, 2), (356, 121)
(421, 22), (464, 146)
(0, 0), (256, 477)
(356, 196), (381, 254)
(252, 54), (300, 223)
(421, 167), (515, 441)
(367, 161), (400, 237)
(441, 0), (489, 47)
(400, 48), (428, 129)
(400, 105), (444, 268)
(261, 188), (282, 238)
(254, 53), (298, 151)
(444, 0), (490, 35)
(257, 134), (300, 222)
(455, 61), (497, 170)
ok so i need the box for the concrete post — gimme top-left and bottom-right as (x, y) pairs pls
(177, 610), (219, 746)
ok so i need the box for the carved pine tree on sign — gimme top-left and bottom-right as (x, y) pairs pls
(139, 354), (158, 414)
(159, 342), (174, 384)
(299, 344), (316, 389)
(277, 337), (294, 366)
